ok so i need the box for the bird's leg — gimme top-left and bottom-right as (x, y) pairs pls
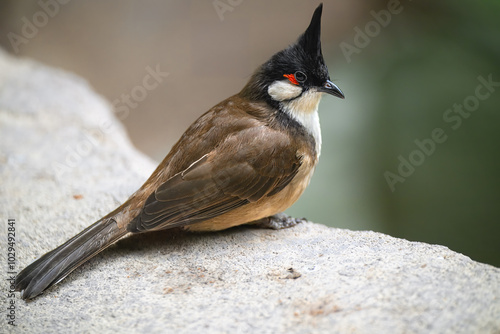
(250, 213), (306, 230)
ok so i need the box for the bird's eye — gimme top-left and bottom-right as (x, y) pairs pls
(294, 71), (307, 83)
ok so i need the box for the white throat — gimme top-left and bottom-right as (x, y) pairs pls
(268, 81), (323, 157)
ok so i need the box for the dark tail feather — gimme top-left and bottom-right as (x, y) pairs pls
(15, 218), (127, 300)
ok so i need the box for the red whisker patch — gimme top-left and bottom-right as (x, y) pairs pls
(283, 74), (299, 85)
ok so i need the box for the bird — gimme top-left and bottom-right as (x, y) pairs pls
(15, 3), (344, 300)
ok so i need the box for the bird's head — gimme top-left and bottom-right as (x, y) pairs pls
(241, 3), (344, 113)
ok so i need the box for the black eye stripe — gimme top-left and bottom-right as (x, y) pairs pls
(294, 71), (307, 83)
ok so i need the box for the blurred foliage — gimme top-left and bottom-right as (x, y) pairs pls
(289, 0), (500, 267)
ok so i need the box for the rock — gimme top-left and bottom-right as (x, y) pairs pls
(1, 49), (499, 333)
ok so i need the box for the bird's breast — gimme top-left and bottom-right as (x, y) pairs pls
(280, 91), (323, 158)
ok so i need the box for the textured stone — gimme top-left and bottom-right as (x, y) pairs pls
(1, 50), (499, 333)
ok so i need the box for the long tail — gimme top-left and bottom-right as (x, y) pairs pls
(15, 217), (128, 300)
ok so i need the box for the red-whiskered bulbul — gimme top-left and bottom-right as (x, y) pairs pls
(15, 3), (344, 300)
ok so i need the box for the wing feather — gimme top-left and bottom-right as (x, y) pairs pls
(127, 128), (302, 232)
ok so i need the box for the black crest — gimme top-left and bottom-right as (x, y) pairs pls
(298, 3), (324, 62)
(241, 4), (330, 102)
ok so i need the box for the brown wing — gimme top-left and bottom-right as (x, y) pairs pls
(128, 127), (302, 232)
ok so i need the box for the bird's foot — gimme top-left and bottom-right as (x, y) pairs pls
(251, 213), (306, 230)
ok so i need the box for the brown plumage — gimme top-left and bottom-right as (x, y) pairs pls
(126, 96), (316, 233)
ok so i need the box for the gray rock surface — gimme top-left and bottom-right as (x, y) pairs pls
(1, 49), (499, 334)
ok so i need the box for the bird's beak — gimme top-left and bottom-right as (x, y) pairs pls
(319, 80), (345, 99)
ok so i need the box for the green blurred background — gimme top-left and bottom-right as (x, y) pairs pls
(1, 0), (499, 267)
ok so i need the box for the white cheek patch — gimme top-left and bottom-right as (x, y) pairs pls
(267, 80), (303, 101)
